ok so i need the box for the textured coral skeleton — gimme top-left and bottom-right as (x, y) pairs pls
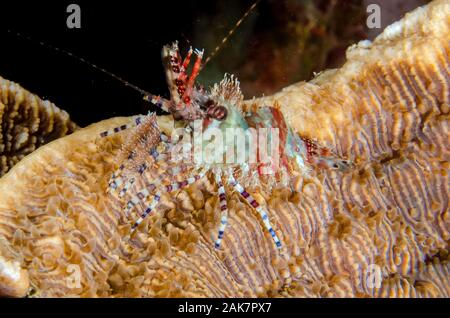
(0, 0), (448, 298)
(0, 76), (77, 176)
(100, 41), (350, 250)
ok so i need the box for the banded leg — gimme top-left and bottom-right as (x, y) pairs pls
(131, 170), (206, 230)
(214, 172), (229, 249)
(143, 94), (171, 113)
(118, 163), (148, 197)
(99, 116), (144, 138)
(148, 138), (172, 161)
(125, 187), (154, 214)
(108, 167), (126, 192)
(228, 176), (282, 249)
(131, 192), (162, 230)
(108, 152), (136, 192)
(124, 164), (188, 214)
(117, 144), (160, 197)
(112, 137), (171, 196)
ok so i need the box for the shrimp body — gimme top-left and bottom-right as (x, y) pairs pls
(100, 42), (350, 250)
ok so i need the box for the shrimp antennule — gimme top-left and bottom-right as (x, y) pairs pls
(214, 171), (229, 249)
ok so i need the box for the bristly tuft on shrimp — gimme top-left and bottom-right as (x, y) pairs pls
(118, 113), (162, 175)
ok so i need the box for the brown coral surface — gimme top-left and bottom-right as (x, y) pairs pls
(0, 76), (78, 176)
(0, 0), (449, 298)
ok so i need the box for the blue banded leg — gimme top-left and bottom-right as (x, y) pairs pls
(125, 187), (153, 215)
(143, 95), (171, 113)
(107, 128), (165, 194)
(108, 164), (125, 191)
(107, 152), (136, 193)
(110, 142), (163, 195)
(99, 116), (144, 138)
(118, 178), (136, 198)
(125, 167), (204, 214)
(214, 172), (228, 249)
(131, 192), (162, 230)
(130, 171), (206, 230)
(108, 160), (133, 192)
(118, 163), (148, 197)
(149, 137), (174, 163)
(123, 161), (188, 213)
(228, 176), (282, 249)
(116, 163), (149, 197)
(115, 139), (172, 197)
(124, 173), (167, 214)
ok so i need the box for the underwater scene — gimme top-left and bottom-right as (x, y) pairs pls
(0, 0), (448, 302)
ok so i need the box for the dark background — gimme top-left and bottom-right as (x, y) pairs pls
(0, 0), (225, 125)
(0, 0), (428, 126)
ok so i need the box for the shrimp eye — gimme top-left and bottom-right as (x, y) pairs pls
(201, 99), (216, 110)
(207, 105), (228, 121)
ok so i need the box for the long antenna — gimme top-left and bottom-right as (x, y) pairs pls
(6, 29), (153, 97)
(202, 0), (261, 68)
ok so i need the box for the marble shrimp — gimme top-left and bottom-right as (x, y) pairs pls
(100, 42), (351, 250)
